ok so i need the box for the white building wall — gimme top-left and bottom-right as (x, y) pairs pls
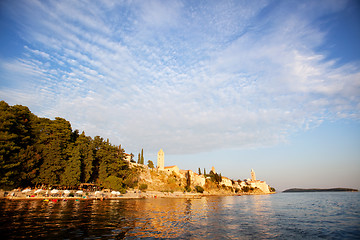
(221, 177), (233, 187)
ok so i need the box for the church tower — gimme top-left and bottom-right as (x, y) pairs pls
(157, 149), (164, 170)
(251, 169), (256, 181)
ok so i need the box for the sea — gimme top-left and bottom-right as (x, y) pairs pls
(0, 192), (359, 239)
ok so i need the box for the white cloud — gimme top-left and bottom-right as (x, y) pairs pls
(138, 0), (183, 28)
(1, 0), (359, 155)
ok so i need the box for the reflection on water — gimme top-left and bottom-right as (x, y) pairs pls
(1, 193), (359, 239)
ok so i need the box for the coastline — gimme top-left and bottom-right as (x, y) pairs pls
(1, 190), (275, 201)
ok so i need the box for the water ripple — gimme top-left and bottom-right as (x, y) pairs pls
(0, 193), (359, 239)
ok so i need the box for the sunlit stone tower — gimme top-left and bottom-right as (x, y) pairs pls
(157, 149), (164, 170)
(251, 169), (256, 181)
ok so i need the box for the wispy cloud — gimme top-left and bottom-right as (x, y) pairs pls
(0, 0), (359, 154)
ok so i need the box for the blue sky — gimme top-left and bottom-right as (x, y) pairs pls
(1, 0), (359, 191)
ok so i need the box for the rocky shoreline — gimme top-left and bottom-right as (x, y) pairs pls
(1, 189), (274, 201)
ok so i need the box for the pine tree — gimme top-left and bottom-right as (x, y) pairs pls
(0, 101), (140, 190)
(198, 168), (201, 175)
(37, 139), (64, 185)
(75, 132), (94, 183)
(186, 170), (191, 187)
(185, 170), (191, 192)
(141, 149), (144, 165)
(0, 101), (36, 189)
(61, 146), (81, 187)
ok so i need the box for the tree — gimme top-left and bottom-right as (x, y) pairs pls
(103, 175), (123, 191)
(137, 153), (140, 164)
(140, 149), (144, 165)
(0, 101), (139, 190)
(204, 168), (206, 176)
(37, 139), (64, 185)
(195, 185), (204, 193)
(198, 168), (201, 175)
(130, 153), (135, 163)
(61, 146), (81, 187)
(91, 136), (104, 181)
(18, 145), (41, 187)
(139, 183), (148, 191)
(209, 170), (222, 184)
(185, 170), (191, 191)
(0, 101), (36, 189)
(36, 118), (73, 185)
(76, 132), (94, 183)
(97, 139), (118, 184)
(147, 160), (154, 168)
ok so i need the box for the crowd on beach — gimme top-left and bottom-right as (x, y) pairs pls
(1, 187), (137, 199)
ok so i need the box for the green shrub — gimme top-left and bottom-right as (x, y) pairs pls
(194, 186), (204, 193)
(139, 183), (148, 191)
(161, 189), (174, 193)
(167, 176), (176, 184)
(103, 175), (123, 191)
(185, 186), (191, 192)
(120, 188), (127, 194)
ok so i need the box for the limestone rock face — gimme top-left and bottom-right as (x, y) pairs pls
(139, 168), (152, 183)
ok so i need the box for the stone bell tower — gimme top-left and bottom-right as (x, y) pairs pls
(251, 169), (256, 181)
(157, 149), (164, 170)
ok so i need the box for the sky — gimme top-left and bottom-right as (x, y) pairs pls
(0, 0), (359, 191)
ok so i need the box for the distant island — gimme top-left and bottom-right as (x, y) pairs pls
(283, 188), (358, 193)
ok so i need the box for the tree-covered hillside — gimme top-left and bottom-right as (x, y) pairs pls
(0, 101), (138, 191)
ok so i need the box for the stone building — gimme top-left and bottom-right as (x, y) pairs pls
(179, 170), (206, 187)
(154, 149), (271, 192)
(251, 168), (256, 181)
(192, 172), (206, 187)
(124, 153), (132, 162)
(156, 149), (205, 187)
(246, 169), (270, 193)
(221, 176), (233, 187)
(157, 149), (164, 170)
(164, 165), (180, 175)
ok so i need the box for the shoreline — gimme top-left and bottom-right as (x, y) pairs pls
(1, 191), (275, 201)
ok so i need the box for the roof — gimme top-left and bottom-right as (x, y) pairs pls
(164, 165), (178, 169)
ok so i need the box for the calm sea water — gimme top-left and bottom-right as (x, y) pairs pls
(1, 192), (359, 239)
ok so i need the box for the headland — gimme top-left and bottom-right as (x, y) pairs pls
(283, 188), (358, 193)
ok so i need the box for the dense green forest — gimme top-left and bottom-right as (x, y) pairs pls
(0, 101), (138, 191)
